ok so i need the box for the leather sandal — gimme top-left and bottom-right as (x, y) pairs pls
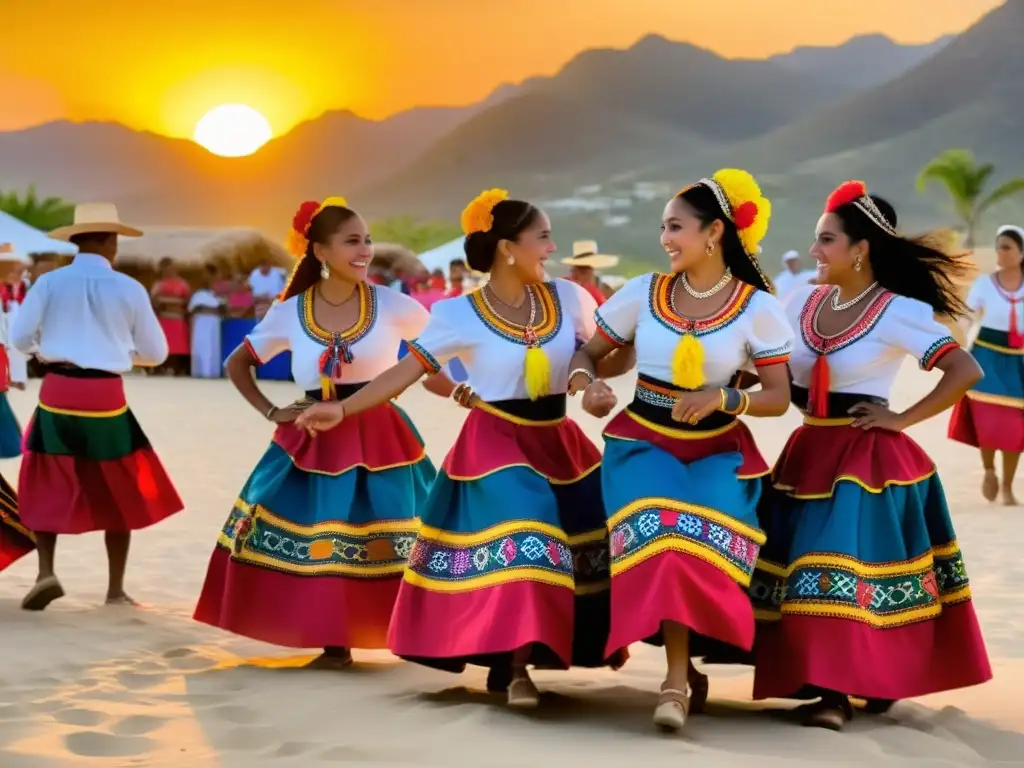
(21, 576), (64, 612)
(507, 677), (540, 709)
(804, 696), (852, 730)
(653, 687), (691, 732)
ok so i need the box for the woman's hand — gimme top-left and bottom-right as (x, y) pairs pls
(848, 402), (907, 432)
(452, 383), (476, 409)
(269, 401), (314, 424)
(581, 381), (617, 418)
(671, 389), (722, 425)
(294, 402), (346, 434)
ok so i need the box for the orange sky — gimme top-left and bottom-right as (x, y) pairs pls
(1, 0), (1004, 136)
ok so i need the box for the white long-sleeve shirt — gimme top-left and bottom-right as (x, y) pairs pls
(10, 252), (168, 372)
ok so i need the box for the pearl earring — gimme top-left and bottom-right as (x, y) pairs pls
(506, 254), (515, 266)
(320, 261), (330, 279)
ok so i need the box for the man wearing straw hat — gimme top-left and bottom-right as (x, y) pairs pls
(10, 204), (183, 610)
(562, 240), (619, 306)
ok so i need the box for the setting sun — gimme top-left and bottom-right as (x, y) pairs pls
(193, 104), (272, 157)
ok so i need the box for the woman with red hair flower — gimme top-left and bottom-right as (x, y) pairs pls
(751, 181), (991, 729)
(194, 197), (447, 666)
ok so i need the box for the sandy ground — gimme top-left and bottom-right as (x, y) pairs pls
(1, 364), (1022, 767)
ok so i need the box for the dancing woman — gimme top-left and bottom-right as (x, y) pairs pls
(194, 197), (440, 665)
(568, 169), (793, 732)
(948, 225), (1024, 504)
(752, 181), (991, 730)
(297, 189), (633, 706)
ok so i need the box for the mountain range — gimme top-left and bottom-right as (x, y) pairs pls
(1, 2), (1020, 265)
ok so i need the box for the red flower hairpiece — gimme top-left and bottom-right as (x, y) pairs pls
(733, 201), (758, 230)
(825, 181), (868, 213)
(291, 200), (321, 236)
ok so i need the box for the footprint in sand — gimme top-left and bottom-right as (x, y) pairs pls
(273, 742), (316, 758)
(115, 670), (168, 691)
(206, 704), (259, 725)
(64, 731), (154, 758)
(52, 707), (107, 727)
(111, 715), (168, 736)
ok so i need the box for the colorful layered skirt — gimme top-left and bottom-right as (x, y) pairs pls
(601, 375), (770, 658)
(194, 385), (435, 649)
(389, 394), (614, 671)
(18, 368), (183, 534)
(949, 327), (1024, 452)
(0, 391), (22, 459)
(0, 473), (33, 572)
(752, 388), (992, 701)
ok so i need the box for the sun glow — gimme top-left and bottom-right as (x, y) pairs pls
(193, 104), (273, 157)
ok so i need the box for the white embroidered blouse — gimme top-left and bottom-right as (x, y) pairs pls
(594, 273), (794, 386)
(406, 278), (598, 401)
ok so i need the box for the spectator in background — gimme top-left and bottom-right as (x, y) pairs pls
(561, 240), (619, 306)
(151, 257), (192, 376)
(226, 273), (255, 319)
(248, 258), (287, 319)
(772, 250), (817, 301)
(447, 258), (468, 297)
(188, 264), (224, 378)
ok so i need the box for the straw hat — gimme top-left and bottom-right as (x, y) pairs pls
(561, 240), (620, 270)
(0, 243), (32, 265)
(49, 203), (143, 241)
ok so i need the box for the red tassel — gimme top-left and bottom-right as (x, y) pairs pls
(808, 355), (830, 418)
(1010, 301), (1024, 349)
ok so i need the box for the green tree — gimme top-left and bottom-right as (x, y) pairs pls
(370, 215), (460, 254)
(0, 186), (75, 231)
(915, 149), (1024, 247)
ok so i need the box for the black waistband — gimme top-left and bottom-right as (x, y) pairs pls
(484, 394), (567, 421)
(976, 326), (1012, 347)
(628, 373), (736, 431)
(304, 382), (367, 402)
(41, 364), (120, 379)
(791, 385), (888, 418)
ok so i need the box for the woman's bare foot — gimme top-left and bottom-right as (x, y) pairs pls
(982, 470), (999, 502)
(306, 647), (353, 669)
(1002, 485), (1018, 506)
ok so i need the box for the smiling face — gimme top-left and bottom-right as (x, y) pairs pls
(313, 213), (373, 283)
(500, 209), (555, 285)
(996, 233), (1024, 270)
(660, 196), (723, 274)
(809, 212), (868, 285)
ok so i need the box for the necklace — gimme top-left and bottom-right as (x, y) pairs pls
(830, 282), (878, 312)
(480, 285), (537, 331)
(316, 284), (360, 307)
(680, 268), (732, 300)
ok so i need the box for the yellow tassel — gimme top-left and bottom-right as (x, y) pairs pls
(671, 333), (706, 390)
(321, 376), (335, 402)
(523, 345), (551, 401)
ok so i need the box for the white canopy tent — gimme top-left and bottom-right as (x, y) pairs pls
(417, 237), (465, 274)
(0, 211), (78, 255)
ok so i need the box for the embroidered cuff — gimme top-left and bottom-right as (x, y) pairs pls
(407, 340), (441, 374)
(921, 336), (958, 371)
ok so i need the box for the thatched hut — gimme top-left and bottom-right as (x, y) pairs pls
(369, 243), (426, 283)
(115, 227), (294, 289)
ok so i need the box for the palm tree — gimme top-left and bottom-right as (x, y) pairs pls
(915, 149), (1024, 247)
(0, 186), (75, 231)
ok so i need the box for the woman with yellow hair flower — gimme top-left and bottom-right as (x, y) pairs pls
(568, 169), (794, 733)
(296, 190), (634, 707)
(194, 197), (444, 667)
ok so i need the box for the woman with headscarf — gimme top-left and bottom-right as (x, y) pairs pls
(948, 224), (1024, 504)
(752, 181), (991, 730)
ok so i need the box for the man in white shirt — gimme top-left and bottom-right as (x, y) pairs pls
(773, 250), (817, 301)
(248, 260), (286, 319)
(11, 203), (184, 611)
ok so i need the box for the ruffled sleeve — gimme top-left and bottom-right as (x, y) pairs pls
(243, 299), (293, 364)
(593, 274), (650, 347)
(406, 301), (469, 375)
(746, 291), (795, 367)
(882, 296), (960, 371)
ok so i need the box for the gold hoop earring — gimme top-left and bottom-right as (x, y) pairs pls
(320, 261), (330, 279)
(705, 241), (714, 258)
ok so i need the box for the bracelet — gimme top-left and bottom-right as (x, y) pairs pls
(264, 404), (278, 420)
(568, 368), (595, 387)
(719, 387), (743, 414)
(737, 391), (751, 416)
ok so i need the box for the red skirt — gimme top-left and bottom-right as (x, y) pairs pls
(0, 473), (33, 572)
(18, 371), (183, 534)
